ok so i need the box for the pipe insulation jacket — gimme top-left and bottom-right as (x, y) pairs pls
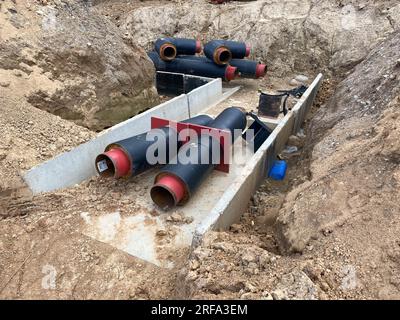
(154, 37), (202, 61)
(148, 52), (238, 81)
(203, 40), (250, 65)
(177, 55), (267, 79)
(150, 107), (247, 210)
(95, 115), (213, 179)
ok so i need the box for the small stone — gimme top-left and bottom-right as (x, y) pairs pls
(12, 69), (24, 77)
(259, 252), (271, 269)
(245, 282), (257, 293)
(320, 281), (330, 292)
(287, 135), (304, 148)
(295, 75), (309, 83)
(167, 212), (183, 223)
(186, 271), (198, 281)
(240, 292), (255, 300)
(283, 145), (299, 154)
(261, 291), (273, 300)
(230, 224), (241, 233)
(156, 229), (167, 237)
(190, 259), (200, 270)
(289, 79), (301, 86)
(241, 252), (256, 265)
(183, 216), (194, 224)
(272, 289), (288, 300)
(212, 243), (228, 251)
(0, 80), (10, 87)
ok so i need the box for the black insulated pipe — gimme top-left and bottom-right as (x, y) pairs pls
(203, 40), (250, 65)
(175, 55), (267, 79)
(203, 40), (232, 65)
(229, 59), (267, 79)
(95, 115), (213, 179)
(150, 107), (247, 210)
(148, 52), (238, 81)
(154, 37), (202, 61)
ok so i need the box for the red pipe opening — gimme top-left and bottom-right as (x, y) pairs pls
(245, 45), (251, 57)
(214, 46), (232, 65)
(225, 65), (239, 81)
(151, 174), (186, 210)
(255, 63), (267, 78)
(95, 148), (131, 179)
(159, 43), (177, 61)
(195, 40), (202, 53)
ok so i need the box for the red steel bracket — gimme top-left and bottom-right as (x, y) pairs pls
(151, 116), (231, 173)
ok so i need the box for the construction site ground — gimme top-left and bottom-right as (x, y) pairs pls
(0, 0), (399, 300)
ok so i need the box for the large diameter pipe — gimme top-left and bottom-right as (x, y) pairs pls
(154, 38), (202, 61)
(176, 55), (267, 79)
(229, 59), (267, 79)
(203, 40), (250, 65)
(148, 52), (238, 81)
(95, 115), (213, 179)
(150, 107), (247, 210)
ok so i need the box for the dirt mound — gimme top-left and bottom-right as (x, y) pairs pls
(118, 0), (399, 79)
(275, 30), (400, 254)
(181, 31), (400, 300)
(0, 0), (158, 131)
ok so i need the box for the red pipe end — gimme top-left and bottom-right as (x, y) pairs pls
(95, 148), (131, 179)
(195, 40), (202, 53)
(225, 65), (238, 81)
(245, 45), (251, 57)
(255, 63), (267, 78)
(151, 174), (186, 210)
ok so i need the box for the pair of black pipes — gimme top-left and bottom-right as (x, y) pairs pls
(95, 115), (213, 179)
(148, 51), (238, 82)
(152, 38), (266, 79)
(95, 107), (247, 210)
(177, 55), (267, 79)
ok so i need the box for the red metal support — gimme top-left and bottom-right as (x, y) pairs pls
(151, 116), (231, 173)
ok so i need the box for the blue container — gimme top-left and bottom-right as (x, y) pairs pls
(269, 160), (287, 181)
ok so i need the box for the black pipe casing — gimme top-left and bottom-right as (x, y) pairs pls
(104, 115), (213, 177)
(203, 40), (231, 65)
(229, 59), (266, 78)
(154, 38), (200, 60)
(222, 40), (249, 59)
(153, 107), (247, 206)
(178, 56), (266, 79)
(203, 40), (249, 64)
(147, 52), (238, 81)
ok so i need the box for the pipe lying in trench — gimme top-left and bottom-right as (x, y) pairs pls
(177, 55), (267, 79)
(154, 37), (202, 61)
(229, 59), (267, 79)
(148, 52), (239, 81)
(95, 115), (213, 179)
(150, 107), (247, 210)
(203, 40), (250, 65)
